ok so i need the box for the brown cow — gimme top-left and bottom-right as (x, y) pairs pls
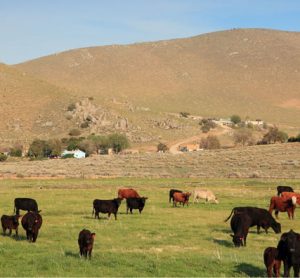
(269, 196), (296, 219)
(173, 192), (191, 207)
(1, 215), (21, 236)
(118, 188), (140, 199)
(281, 192), (300, 205)
(78, 229), (96, 259)
(263, 247), (281, 277)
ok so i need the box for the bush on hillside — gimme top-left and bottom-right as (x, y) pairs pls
(0, 153), (7, 162)
(233, 128), (255, 146)
(108, 133), (130, 153)
(259, 127), (288, 144)
(78, 140), (96, 156)
(10, 146), (23, 157)
(67, 103), (76, 111)
(180, 112), (190, 118)
(230, 114), (241, 125)
(157, 143), (169, 153)
(200, 135), (221, 150)
(199, 118), (217, 133)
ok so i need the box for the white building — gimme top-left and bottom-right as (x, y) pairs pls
(61, 149), (86, 159)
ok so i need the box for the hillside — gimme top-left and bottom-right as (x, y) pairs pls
(0, 63), (76, 144)
(15, 28), (300, 133)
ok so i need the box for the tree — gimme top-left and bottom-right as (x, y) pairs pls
(88, 135), (109, 154)
(28, 139), (50, 158)
(157, 143), (169, 153)
(199, 118), (217, 133)
(233, 128), (254, 146)
(107, 133), (130, 153)
(10, 144), (23, 157)
(260, 127), (288, 144)
(78, 139), (96, 156)
(230, 115), (241, 125)
(200, 135), (221, 150)
(0, 153), (7, 162)
(47, 139), (62, 157)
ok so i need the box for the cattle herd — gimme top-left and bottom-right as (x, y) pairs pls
(2, 184), (300, 276)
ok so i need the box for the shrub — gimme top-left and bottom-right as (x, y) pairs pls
(199, 118), (217, 133)
(107, 133), (130, 153)
(88, 135), (109, 154)
(78, 140), (96, 156)
(233, 128), (254, 146)
(10, 147), (23, 157)
(0, 153), (7, 162)
(47, 139), (62, 157)
(67, 103), (76, 111)
(200, 135), (221, 150)
(288, 133), (300, 142)
(80, 121), (89, 129)
(65, 137), (85, 151)
(180, 112), (190, 118)
(61, 153), (74, 159)
(260, 127), (288, 144)
(28, 139), (50, 158)
(230, 115), (241, 125)
(69, 129), (81, 136)
(157, 143), (169, 153)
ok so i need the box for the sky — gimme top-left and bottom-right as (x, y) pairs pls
(1, 0), (300, 64)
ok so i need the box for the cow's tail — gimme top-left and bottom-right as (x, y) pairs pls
(224, 209), (234, 222)
(92, 207), (94, 217)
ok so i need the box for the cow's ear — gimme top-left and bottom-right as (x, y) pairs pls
(281, 233), (287, 241)
(230, 234), (234, 238)
(91, 233), (96, 238)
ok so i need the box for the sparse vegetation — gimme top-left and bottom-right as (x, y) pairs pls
(157, 143), (169, 153)
(230, 114), (241, 125)
(9, 145), (23, 157)
(108, 133), (130, 153)
(259, 127), (288, 144)
(0, 152), (8, 162)
(288, 133), (300, 142)
(233, 128), (255, 146)
(67, 103), (76, 111)
(199, 118), (217, 133)
(180, 112), (190, 118)
(200, 135), (221, 149)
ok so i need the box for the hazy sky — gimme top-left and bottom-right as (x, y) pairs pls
(1, 0), (300, 64)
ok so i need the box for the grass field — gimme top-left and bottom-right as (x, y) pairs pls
(0, 178), (300, 276)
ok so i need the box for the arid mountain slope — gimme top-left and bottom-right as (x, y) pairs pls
(15, 29), (300, 129)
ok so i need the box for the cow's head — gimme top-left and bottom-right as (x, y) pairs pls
(231, 234), (244, 247)
(272, 221), (281, 234)
(214, 198), (219, 204)
(140, 197), (148, 205)
(114, 198), (123, 207)
(86, 233), (96, 247)
(26, 215), (39, 231)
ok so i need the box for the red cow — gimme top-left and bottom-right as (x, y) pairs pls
(264, 247), (281, 278)
(281, 192), (300, 205)
(269, 196), (296, 219)
(118, 188), (140, 199)
(173, 192), (191, 207)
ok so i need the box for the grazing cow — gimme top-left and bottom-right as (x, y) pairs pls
(118, 188), (140, 199)
(193, 189), (219, 204)
(269, 196), (296, 219)
(230, 213), (252, 247)
(78, 229), (96, 259)
(126, 197), (148, 214)
(92, 198), (122, 220)
(173, 192), (191, 207)
(21, 211), (42, 242)
(264, 247), (281, 278)
(1, 215), (21, 236)
(281, 192), (300, 205)
(169, 189), (182, 203)
(14, 198), (38, 215)
(277, 185), (294, 196)
(224, 206), (281, 234)
(277, 230), (300, 277)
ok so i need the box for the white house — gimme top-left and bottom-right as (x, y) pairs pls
(61, 149), (86, 159)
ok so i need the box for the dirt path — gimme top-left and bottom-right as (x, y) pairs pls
(168, 125), (231, 154)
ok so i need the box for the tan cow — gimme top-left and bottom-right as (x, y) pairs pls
(193, 189), (219, 204)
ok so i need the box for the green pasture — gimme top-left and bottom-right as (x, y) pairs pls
(0, 178), (300, 277)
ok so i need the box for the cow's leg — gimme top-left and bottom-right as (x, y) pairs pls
(114, 213), (117, 220)
(32, 231), (38, 242)
(15, 227), (18, 236)
(126, 206), (129, 214)
(88, 249), (92, 259)
(139, 209), (141, 214)
(275, 260), (281, 278)
(266, 264), (273, 278)
(79, 247), (83, 257)
(275, 210), (279, 219)
(293, 264), (300, 278)
(257, 225), (260, 234)
(108, 212), (111, 219)
(283, 260), (291, 277)
(2, 226), (6, 235)
(26, 230), (30, 240)
(9, 228), (12, 236)
(130, 208), (133, 214)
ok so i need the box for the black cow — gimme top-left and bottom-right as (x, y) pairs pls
(92, 198), (122, 220)
(277, 186), (294, 196)
(1, 215), (21, 236)
(277, 230), (300, 277)
(21, 211), (42, 242)
(14, 198), (38, 215)
(78, 229), (96, 259)
(225, 206), (281, 234)
(169, 189), (182, 203)
(230, 213), (252, 247)
(126, 197), (148, 214)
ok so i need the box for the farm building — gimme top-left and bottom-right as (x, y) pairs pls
(61, 149), (86, 159)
